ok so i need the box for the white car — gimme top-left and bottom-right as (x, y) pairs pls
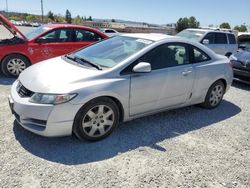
(9, 34), (233, 141)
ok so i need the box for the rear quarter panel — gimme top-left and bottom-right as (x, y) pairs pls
(191, 58), (232, 103)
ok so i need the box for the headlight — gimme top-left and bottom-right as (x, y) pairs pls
(29, 93), (77, 104)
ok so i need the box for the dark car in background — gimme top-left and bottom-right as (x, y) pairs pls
(230, 47), (250, 84)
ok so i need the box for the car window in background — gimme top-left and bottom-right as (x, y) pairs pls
(139, 43), (189, 70)
(24, 26), (51, 40)
(105, 30), (116, 33)
(203, 33), (215, 44)
(39, 28), (72, 43)
(215, 33), (227, 44)
(192, 47), (210, 63)
(74, 29), (103, 42)
(177, 30), (205, 42)
(73, 36), (153, 68)
(228, 34), (236, 44)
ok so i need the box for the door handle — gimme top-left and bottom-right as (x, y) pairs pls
(182, 70), (192, 76)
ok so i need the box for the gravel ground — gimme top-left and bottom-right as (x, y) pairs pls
(0, 74), (249, 188)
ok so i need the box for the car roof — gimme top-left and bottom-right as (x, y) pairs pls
(44, 24), (98, 30)
(122, 33), (174, 41)
(185, 28), (234, 34)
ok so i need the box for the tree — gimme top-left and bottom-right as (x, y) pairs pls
(47, 11), (55, 21)
(65, 9), (72, 23)
(234, 24), (247, 32)
(111, 19), (116, 22)
(54, 14), (65, 23)
(176, 16), (200, 32)
(219, 22), (231, 29)
(87, 16), (92, 21)
(26, 15), (36, 22)
(73, 15), (83, 25)
(189, 16), (200, 28)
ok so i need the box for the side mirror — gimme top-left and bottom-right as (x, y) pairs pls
(133, 62), (151, 73)
(202, 39), (210, 45)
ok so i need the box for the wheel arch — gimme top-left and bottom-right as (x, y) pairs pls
(1, 52), (31, 65)
(217, 78), (227, 93)
(74, 95), (125, 124)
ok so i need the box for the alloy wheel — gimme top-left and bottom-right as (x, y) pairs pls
(209, 85), (224, 107)
(82, 105), (115, 138)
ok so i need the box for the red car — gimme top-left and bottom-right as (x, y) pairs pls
(0, 14), (108, 77)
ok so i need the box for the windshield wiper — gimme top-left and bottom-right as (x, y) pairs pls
(65, 54), (102, 70)
(65, 54), (76, 61)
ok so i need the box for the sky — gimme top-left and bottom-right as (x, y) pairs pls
(0, 0), (249, 27)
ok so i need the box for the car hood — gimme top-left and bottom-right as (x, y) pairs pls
(19, 57), (102, 93)
(234, 50), (250, 63)
(0, 14), (27, 40)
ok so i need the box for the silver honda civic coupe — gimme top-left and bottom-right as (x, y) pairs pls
(9, 34), (233, 141)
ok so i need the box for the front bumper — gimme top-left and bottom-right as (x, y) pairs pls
(233, 67), (250, 84)
(9, 80), (81, 137)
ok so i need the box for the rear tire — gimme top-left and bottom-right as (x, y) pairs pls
(73, 97), (119, 141)
(1, 54), (30, 77)
(201, 80), (225, 109)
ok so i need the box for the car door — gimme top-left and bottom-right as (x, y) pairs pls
(71, 28), (104, 51)
(29, 28), (75, 63)
(128, 43), (195, 116)
(203, 32), (227, 55)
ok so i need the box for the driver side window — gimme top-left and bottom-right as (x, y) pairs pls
(138, 43), (189, 70)
(39, 28), (72, 43)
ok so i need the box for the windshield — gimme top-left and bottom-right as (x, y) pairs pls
(177, 30), (206, 42)
(73, 36), (153, 68)
(24, 25), (50, 40)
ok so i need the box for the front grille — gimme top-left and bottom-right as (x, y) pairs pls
(234, 74), (250, 82)
(16, 82), (34, 98)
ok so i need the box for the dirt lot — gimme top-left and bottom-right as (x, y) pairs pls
(0, 75), (250, 188)
(0, 26), (250, 187)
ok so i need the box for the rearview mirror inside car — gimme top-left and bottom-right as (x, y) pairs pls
(133, 62), (151, 73)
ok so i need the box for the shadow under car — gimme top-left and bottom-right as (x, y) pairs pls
(13, 100), (241, 165)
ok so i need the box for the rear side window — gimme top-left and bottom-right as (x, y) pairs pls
(74, 29), (103, 42)
(215, 33), (227, 44)
(192, 47), (211, 63)
(228, 34), (236, 44)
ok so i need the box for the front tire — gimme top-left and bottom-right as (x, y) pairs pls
(73, 97), (119, 141)
(1, 54), (30, 77)
(201, 80), (225, 109)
